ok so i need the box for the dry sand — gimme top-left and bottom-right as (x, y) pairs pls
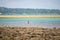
(0, 27), (60, 40)
(0, 15), (60, 18)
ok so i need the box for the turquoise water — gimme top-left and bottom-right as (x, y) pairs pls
(0, 18), (60, 28)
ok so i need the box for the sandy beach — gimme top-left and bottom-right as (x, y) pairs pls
(0, 27), (60, 40)
(0, 15), (60, 18)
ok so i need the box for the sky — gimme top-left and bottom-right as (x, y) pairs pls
(0, 0), (60, 9)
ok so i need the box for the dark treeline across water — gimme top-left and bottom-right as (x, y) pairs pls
(0, 7), (60, 15)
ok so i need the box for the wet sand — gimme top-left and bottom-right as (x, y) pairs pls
(0, 27), (60, 40)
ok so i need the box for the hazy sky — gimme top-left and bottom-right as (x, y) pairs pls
(0, 0), (60, 9)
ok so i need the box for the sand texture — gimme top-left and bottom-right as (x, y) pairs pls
(0, 15), (60, 18)
(0, 27), (60, 40)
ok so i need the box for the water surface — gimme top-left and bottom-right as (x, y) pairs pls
(0, 18), (60, 28)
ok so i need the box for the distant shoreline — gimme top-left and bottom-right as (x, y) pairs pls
(0, 15), (60, 18)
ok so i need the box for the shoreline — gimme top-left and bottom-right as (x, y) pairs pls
(0, 15), (60, 18)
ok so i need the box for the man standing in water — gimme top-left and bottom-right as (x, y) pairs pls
(28, 20), (29, 24)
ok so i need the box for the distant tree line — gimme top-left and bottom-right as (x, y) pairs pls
(0, 7), (60, 15)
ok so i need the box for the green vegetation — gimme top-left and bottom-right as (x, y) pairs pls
(0, 7), (60, 15)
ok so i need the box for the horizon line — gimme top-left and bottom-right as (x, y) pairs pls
(0, 7), (60, 10)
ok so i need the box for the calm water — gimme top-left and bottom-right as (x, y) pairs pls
(0, 18), (60, 28)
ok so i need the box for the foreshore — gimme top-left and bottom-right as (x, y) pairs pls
(0, 15), (60, 18)
(0, 27), (60, 40)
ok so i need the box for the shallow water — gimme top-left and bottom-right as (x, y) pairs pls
(0, 18), (60, 28)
